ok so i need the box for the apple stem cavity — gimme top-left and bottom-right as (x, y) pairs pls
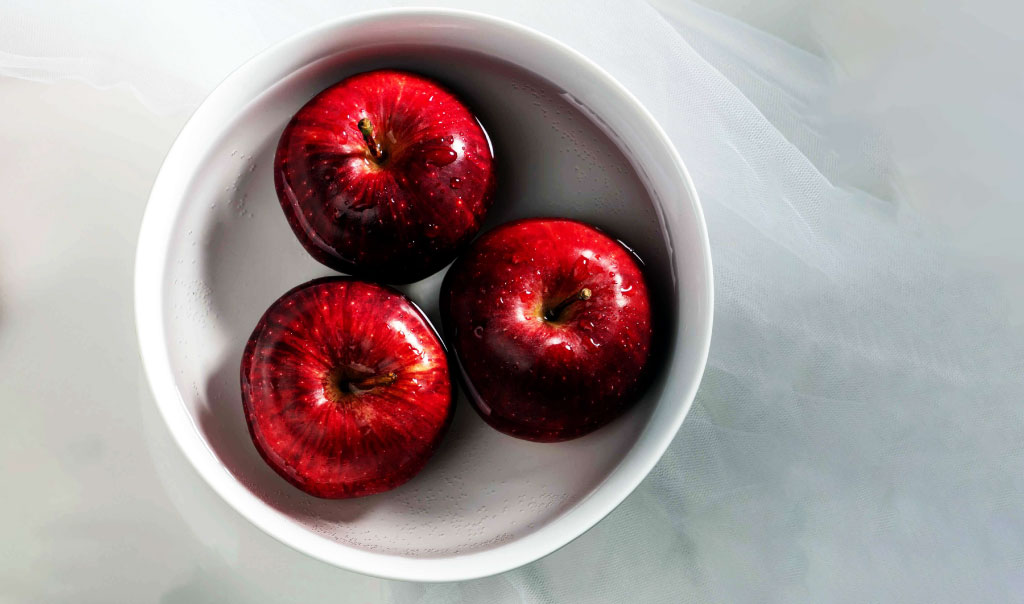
(351, 371), (398, 391)
(544, 287), (592, 322)
(357, 117), (387, 163)
(325, 369), (398, 402)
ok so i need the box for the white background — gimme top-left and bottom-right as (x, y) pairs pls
(1, 1), (1022, 602)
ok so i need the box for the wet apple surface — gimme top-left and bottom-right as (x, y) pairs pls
(442, 218), (654, 442)
(240, 277), (453, 498)
(274, 69), (496, 284)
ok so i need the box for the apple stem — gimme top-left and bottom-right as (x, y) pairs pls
(351, 371), (398, 391)
(544, 288), (592, 322)
(357, 118), (386, 162)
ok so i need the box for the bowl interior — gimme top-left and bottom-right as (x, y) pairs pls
(145, 10), (710, 578)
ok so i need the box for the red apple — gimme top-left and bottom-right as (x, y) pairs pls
(274, 69), (496, 284)
(240, 277), (453, 498)
(441, 218), (654, 442)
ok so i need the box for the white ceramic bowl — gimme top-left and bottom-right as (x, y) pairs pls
(135, 8), (712, 582)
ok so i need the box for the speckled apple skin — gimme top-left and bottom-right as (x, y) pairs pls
(274, 70), (496, 284)
(240, 277), (454, 498)
(441, 218), (654, 442)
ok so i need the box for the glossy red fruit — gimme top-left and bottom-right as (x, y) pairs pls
(241, 277), (454, 498)
(442, 218), (654, 442)
(274, 69), (496, 284)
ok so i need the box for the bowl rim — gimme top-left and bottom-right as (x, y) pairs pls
(134, 7), (713, 582)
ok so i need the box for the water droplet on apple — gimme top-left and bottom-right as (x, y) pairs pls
(473, 326), (484, 339)
(449, 176), (462, 189)
(424, 148), (458, 166)
(571, 256), (589, 280)
(425, 223), (440, 238)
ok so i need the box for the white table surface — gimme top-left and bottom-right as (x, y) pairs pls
(2, 1), (1023, 602)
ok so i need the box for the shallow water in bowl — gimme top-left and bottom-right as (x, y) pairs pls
(163, 46), (673, 557)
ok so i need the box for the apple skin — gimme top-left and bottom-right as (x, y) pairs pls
(240, 277), (454, 498)
(441, 218), (654, 442)
(274, 69), (496, 284)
